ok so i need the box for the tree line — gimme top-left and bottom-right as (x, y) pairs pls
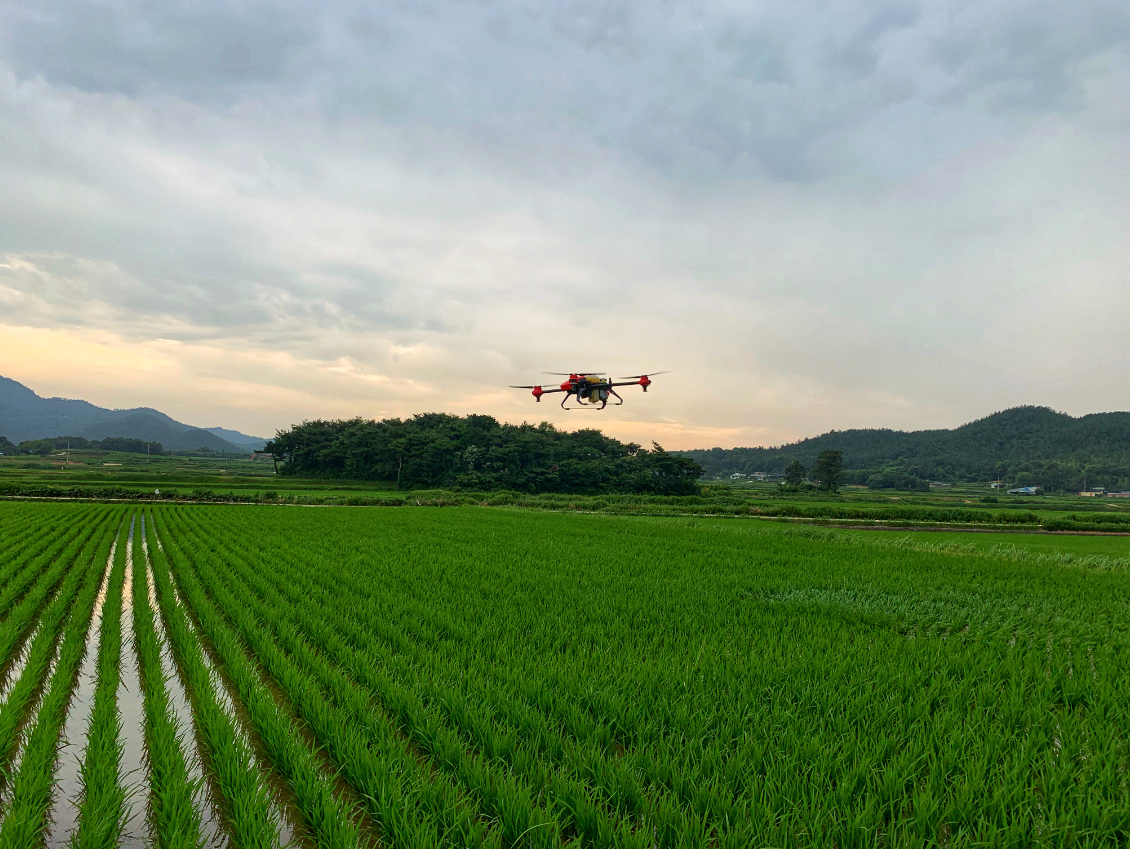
(1, 436), (165, 456)
(263, 414), (704, 494)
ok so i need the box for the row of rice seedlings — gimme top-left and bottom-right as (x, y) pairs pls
(0, 505), (83, 562)
(327, 515), (1102, 795)
(169, 512), (632, 849)
(162, 574), (299, 847)
(43, 516), (125, 848)
(0, 515), (69, 595)
(186, 505), (1130, 844)
(0, 511), (106, 676)
(0, 512), (117, 846)
(129, 513), (206, 849)
(0, 623), (43, 716)
(0, 517), (95, 622)
(175, 508), (726, 845)
(141, 515), (226, 848)
(67, 516), (131, 846)
(146, 515), (283, 849)
(159, 501), (1048, 845)
(209, 521), (694, 844)
(158, 527), (364, 849)
(151, 514), (359, 848)
(0, 506), (40, 545)
(151, 509), (490, 849)
(175, 516), (593, 848)
(116, 515), (152, 848)
(176, 512), (672, 845)
(0, 511), (117, 784)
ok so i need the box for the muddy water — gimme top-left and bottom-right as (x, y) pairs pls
(150, 515), (295, 848)
(118, 515), (151, 848)
(43, 526), (122, 848)
(141, 515), (226, 849)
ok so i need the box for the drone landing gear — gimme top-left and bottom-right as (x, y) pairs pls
(561, 388), (623, 410)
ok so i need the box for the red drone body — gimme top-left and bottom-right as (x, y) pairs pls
(509, 371), (670, 410)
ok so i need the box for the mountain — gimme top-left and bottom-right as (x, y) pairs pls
(676, 406), (1130, 491)
(203, 427), (268, 451)
(0, 375), (267, 452)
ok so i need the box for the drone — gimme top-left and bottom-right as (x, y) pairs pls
(509, 371), (671, 410)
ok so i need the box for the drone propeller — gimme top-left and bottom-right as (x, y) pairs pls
(541, 371), (606, 376)
(508, 385), (542, 389)
(615, 370), (672, 378)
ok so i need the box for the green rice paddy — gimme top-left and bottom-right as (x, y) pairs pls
(0, 502), (1126, 846)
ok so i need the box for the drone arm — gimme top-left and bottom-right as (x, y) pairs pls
(509, 385), (567, 403)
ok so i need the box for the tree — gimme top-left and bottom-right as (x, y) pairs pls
(264, 415), (704, 494)
(812, 450), (845, 492)
(641, 443), (703, 496)
(784, 459), (808, 486)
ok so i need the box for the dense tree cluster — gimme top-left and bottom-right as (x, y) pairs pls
(264, 414), (703, 494)
(13, 436), (165, 456)
(678, 406), (1130, 491)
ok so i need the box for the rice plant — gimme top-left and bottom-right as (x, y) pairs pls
(1, 499), (1127, 847)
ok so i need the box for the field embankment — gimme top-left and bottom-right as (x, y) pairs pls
(7, 478), (1130, 533)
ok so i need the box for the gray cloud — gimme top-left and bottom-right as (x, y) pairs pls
(6, 0), (1127, 178)
(1, 0), (1128, 444)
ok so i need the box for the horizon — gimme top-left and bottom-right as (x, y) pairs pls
(3, 2), (1128, 450)
(4, 371), (1127, 452)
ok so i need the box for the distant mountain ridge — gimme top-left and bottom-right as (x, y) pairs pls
(0, 375), (267, 452)
(675, 406), (1130, 490)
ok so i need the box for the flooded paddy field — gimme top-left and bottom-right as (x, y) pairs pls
(0, 501), (1127, 847)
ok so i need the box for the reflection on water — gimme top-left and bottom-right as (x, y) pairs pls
(118, 514), (151, 848)
(43, 522), (121, 848)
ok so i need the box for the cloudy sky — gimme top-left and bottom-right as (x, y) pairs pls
(1, 0), (1128, 448)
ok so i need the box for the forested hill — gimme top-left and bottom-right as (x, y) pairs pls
(0, 375), (266, 452)
(675, 406), (1130, 490)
